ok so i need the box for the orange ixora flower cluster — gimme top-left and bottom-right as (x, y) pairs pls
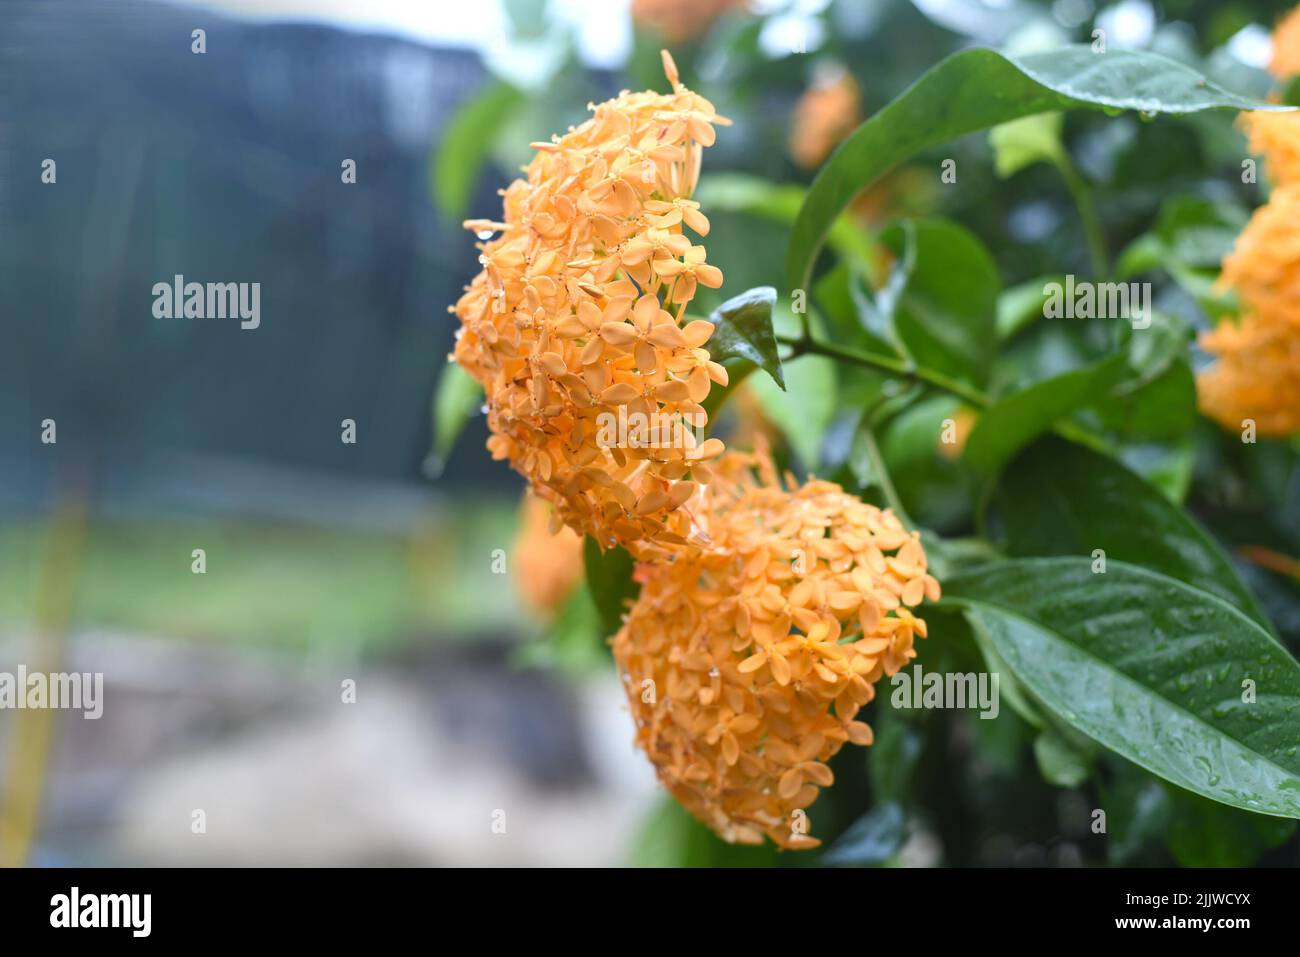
(1197, 110), (1300, 436)
(455, 52), (941, 850)
(1240, 110), (1300, 185)
(612, 447), (939, 848)
(1197, 314), (1300, 436)
(452, 52), (731, 561)
(513, 492), (585, 615)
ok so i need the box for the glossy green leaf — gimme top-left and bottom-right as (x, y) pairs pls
(693, 173), (876, 268)
(788, 45), (1284, 292)
(989, 112), (1064, 178)
(996, 275), (1065, 340)
(707, 286), (784, 389)
(514, 584), (608, 674)
(1164, 787), (1296, 866)
(877, 393), (975, 529)
(944, 557), (1300, 819)
(749, 344), (835, 468)
(1034, 729), (1090, 788)
(1284, 74), (1300, 108)
(963, 354), (1127, 475)
(430, 363), (483, 473)
(629, 796), (781, 867)
(1115, 195), (1248, 315)
(969, 614), (1044, 729)
(700, 360), (755, 423)
(1095, 353), (1196, 443)
(877, 218), (1001, 387)
(1103, 761), (1172, 865)
(869, 712), (924, 804)
(993, 435), (1271, 628)
(433, 80), (524, 221)
(816, 263), (895, 355)
(583, 537), (638, 637)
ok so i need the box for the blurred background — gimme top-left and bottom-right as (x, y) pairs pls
(2, 0), (1297, 866)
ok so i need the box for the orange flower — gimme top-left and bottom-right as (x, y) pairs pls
(612, 448), (940, 848)
(513, 493), (585, 615)
(1198, 186), (1300, 436)
(938, 406), (978, 460)
(632, 0), (749, 43)
(1240, 109), (1300, 186)
(789, 68), (862, 170)
(1271, 6), (1300, 79)
(452, 51), (732, 561)
(1216, 185), (1300, 327)
(1198, 314), (1300, 435)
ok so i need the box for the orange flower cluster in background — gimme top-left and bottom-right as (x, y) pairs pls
(789, 67), (862, 170)
(1197, 77), (1300, 436)
(937, 406), (978, 460)
(452, 52), (731, 561)
(513, 493), (585, 615)
(613, 447), (938, 848)
(1241, 110), (1300, 185)
(632, 0), (749, 43)
(1271, 6), (1300, 79)
(1217, 184), (1300, 320)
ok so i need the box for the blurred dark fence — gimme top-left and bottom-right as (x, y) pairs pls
(0, 0), (514, 517)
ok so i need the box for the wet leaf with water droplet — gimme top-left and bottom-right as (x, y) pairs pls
(944, 557), (1300, 819)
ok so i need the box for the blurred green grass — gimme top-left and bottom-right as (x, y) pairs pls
(0, 499), (528, 650)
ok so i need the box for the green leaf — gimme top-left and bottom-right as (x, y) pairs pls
(993, 436), (1272, 629)
(513, 584), (608, 674)
(869, 713), (924, 804)
(1103, 761), (1171, 865)
(997, 275), (1065, 341)
(433, 81), (524, 221)
(878, 219), (1001, 388)
(707, 286), (784, 389)
(969, 614), (1044, 729)
(1034, 729), (1090, 788)
(821, 802), (907, 867)
(944, 557), (1300, 819)
(989, 112), (1064, 178)
(787, 45), (1285, 293)
(700, 360), (755, 422)
(877, 393), (975, 529)
(1119, 439), (1194, 504)
(963, 354), (1127, 475)
(629, 796), (781, 867)
(749, 345), (835, 469)
(694, 174), (876, 269)
(849, 253), (909, 354)
(1164, 787), (1296, 867)
(816, 263), (895, 355)
(1284, 74), (1300, 109)
(1115, 194), (1248, 315)
(1115, 233), (1164, 279)
(1096, 348), (1196, 443)
(583, 537), (638, 637)
(430, 363), (483, 473)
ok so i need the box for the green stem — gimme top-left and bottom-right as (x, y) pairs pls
(778, 334), (991, 409)
(1055, 155), (1109, 281)
(780, 332), (1111, 455)
(856, 423), (913, 527)
(793, 299), (813, 342)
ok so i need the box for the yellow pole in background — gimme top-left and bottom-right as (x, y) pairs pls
(0, 491), (89, 867)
